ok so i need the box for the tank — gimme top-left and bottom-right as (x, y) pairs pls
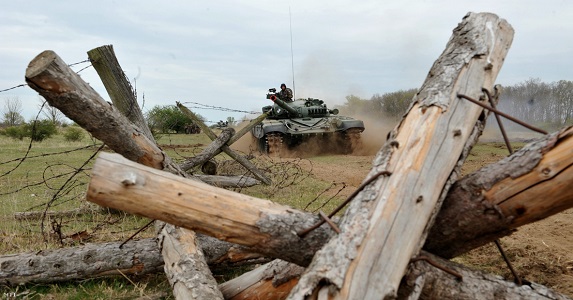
(251, 88), (365, 155)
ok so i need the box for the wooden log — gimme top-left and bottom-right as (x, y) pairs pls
(425, 125), (573, 258)
(288, 12), (514, 299)
(0, 235), (268, 286)
(180, 127), (235, 171)
(26, 50), (165, 173)
(159, 226), (223, 299)
(87, 152), (333, 267)
(14, 208), (92, 221)
(194, 174), (260, 188)
(176, 102), (272, 185)
(25, 50), (222, 299)
(219, 260), (303, 300)
(87, 45), (154, 141)
(228, 112), (269, 146)
(0, 238), (163, 285)
(217, 252), (573, 300)
(397, 251), (571, 300)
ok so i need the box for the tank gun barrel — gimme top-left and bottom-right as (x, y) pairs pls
(269, 95), (300, 117)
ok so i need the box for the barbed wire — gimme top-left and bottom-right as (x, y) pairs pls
(0, 59), (92, 94)
(180, 101), (259, 115)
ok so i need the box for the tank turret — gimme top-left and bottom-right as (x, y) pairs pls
(252, 88), (366, 156)
(269, 94), (300, 117)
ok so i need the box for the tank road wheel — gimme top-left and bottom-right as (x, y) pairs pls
(265, 132), (285, 156)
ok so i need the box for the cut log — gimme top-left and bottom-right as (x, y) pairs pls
(158, 226), (223, 299)
(397, 251), (571, 300)
(25, 49), (222, 299)
(26, 50), (171, 174)
(194, 174), (260, 188)
(219, 260), (303, 300)
(87, 152), (333, 267)
(180, 127), (235, 171)
(0, 235), (268, 286)
(425, 125), (573, 258)
(288, 12), (514, 299)
(87, 45), (154, 140)
(0, 238), (163, 285)
(14, 207), (93, 221)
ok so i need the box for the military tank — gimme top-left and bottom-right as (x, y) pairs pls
(251, 88), (365, 155)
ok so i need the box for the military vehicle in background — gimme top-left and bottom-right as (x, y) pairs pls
(251, 88), (365, 155)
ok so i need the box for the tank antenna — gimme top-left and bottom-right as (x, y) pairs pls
(289, 6), (295, 99)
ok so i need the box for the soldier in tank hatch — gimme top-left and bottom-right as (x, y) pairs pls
(277, 83), (293, 102)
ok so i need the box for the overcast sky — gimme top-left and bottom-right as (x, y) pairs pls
(1, 1), (572, 123)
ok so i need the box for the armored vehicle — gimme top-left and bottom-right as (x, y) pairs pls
(251, 88), (365, 155)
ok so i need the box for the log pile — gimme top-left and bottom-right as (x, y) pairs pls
(3, 11), (570, 300)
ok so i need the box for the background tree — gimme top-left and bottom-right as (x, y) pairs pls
(145, 105), (204, 134)
(2, 97), (25, 126)
(226, 116), (236, 127)
(38, 98), (64, 125)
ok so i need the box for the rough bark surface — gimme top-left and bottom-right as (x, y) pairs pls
(425, 126), (573, 258)
(87, 45), (154, 140)
(158, 226), (224, 299)
(288, 12), (514, 299)
(0, 239), (162, 285)
(398, 251), (571, 300)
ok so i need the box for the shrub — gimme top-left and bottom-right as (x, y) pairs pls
(24, 120), (58, 142)
(63, 126), (85, 142)
(3, 126), (27, 140)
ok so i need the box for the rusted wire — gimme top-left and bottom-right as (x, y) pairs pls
(483, 87), (514, 154)
(411, 255), (463, 281)
(464, 87), (525, 286)
(318, 211), (341, 234)
(119, 219), (155, 249)
(297, 170), (391, 237)
(457, 93), (548, 135)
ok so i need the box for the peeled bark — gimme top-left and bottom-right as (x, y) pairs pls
(87, 152), (333, 267)
(219, 260), (303, 300)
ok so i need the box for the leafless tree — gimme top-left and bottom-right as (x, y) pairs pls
(2, 97), (25, 126)
(38, 97), (64, 125)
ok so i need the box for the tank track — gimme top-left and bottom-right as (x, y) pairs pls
(265, 132), (285, 156)
(341, 128), (362, 154)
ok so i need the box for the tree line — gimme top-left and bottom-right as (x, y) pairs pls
(335, 78), (573, 132)
(2, 78), (571, 141)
